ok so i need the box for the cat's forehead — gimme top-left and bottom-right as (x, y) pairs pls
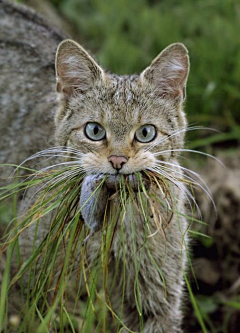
(96, 74), (152, 120)
(69, 74), (172, 131)
(103, 74), (142, 106)
(97, 75), (173, 126)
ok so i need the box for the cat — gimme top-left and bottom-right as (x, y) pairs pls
(53, 39), (190, 332)
(0, 2), (193, 331)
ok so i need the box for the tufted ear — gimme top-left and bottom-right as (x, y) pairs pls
(55, 39), (104, 98)
(140, 43), (189, 101)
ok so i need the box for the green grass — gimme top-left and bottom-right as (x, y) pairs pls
(0, 162), (209, 332)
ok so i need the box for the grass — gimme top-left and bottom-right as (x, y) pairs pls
(0, 154), (210, 332)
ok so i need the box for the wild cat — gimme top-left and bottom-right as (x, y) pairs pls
(53, 39), (190, 332)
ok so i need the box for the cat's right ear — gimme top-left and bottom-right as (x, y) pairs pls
(140, 43), (189, 101)
(55, 39), (104, 98)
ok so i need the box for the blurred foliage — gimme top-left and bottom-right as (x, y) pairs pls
(49, 0), (240, 136)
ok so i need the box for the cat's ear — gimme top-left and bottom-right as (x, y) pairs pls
(140, 43), (189, 101)
(55, 39), (104, 97)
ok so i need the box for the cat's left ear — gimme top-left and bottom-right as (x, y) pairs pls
(55, 39), (104, 98)
(140, 43), (189, 101)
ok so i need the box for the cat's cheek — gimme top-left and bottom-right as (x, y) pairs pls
(80, 153), (115, 175)
(123, 153), (155, 174)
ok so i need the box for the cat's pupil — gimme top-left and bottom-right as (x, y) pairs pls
(142, 128), (148, 137)
(93, 126), (99, 135)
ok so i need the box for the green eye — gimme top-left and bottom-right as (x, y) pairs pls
(135, 125), (156, 143)
(85, 122), (106, 141)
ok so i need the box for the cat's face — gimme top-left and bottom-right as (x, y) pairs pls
(55, 40), (189, 175)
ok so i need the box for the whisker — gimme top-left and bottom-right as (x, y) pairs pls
(145, 126), (217, 153)
(154, 162), (215, 211)
(155, 160), (214, 199)
(9, 146), (84, 180)
(20, 147), (83, 164)
(24, 167), (84, 210)
(149, 166), (202, 219)
(153, 148), (225, 167)
(49, 169), (83, 188)
(35, 161), (80, 174)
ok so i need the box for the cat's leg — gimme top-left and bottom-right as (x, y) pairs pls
(118, 230), (185, 333)
(121, 297), (183, 333)
(142, 316), (183, 333)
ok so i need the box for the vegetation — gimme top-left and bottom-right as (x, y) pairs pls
(0, 158), (204, 332)
(51, 0), (240, 146)
(3, 0), (240, 331)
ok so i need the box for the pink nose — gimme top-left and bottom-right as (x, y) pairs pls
(108, 155), (128, 171)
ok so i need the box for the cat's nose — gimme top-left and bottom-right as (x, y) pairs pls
(108, 155), (128, 171)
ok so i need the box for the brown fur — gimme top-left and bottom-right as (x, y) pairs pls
(54, 39), (190, 332)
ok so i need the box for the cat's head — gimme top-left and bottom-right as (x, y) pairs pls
(55, 40), (189, 175)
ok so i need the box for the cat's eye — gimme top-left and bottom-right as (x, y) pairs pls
(135, 125), (156, 143)
(85, 122), (106, 141)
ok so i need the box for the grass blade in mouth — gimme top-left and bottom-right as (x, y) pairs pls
(0, 163), (209, 331)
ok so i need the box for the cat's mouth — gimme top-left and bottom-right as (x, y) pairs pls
(102, 173), (150, 193)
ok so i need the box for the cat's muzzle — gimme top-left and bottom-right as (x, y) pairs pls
(94, 173), (150, 193)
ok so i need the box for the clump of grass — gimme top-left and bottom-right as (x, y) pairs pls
(0, 149), (212, 332)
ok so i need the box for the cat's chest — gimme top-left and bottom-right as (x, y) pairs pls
(108, 189), (170, 256)
(85, 181), (184, 267)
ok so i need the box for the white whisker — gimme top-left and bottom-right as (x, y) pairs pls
(153, 148), (225, 167)
(25, 167), (84, 208)
(35, 161), (80, 174)
(154, 160), (216, 211)
(149, 166), (202, 219)
(145, 126), (217, 153)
